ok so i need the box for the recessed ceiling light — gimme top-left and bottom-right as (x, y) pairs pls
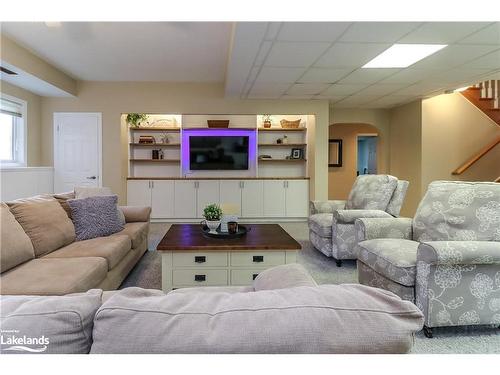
(45, 22), (62, 28)
(362, 44), (447, 68)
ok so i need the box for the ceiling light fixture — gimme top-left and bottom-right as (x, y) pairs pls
(362, 44), (447, 68)
(45, 22), (62, 28)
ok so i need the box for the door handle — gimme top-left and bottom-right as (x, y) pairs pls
(86, 176), (97, 180)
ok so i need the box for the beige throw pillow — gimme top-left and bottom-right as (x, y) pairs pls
(7, 196), (76, 257)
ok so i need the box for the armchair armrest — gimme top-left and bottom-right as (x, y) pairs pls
(333, 209), (392, 224)
(119, 206), (151, 223)
(309, 200), (346, 214)
(355, 217), (413, 242)
(417, 241), (500, 266)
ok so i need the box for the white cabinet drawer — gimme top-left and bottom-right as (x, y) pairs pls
(172, 269), (228, 286)
(230, 252), (285, 267)
(172, 252), (228, 267)
(230, 269), (262, 286)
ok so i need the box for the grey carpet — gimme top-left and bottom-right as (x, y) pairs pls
(120, 222), (500, 354)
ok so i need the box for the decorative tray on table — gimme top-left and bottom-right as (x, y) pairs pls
(201, 225), (249, 239)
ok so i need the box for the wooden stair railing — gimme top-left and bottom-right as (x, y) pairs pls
(451, 135), (500, 175)
(461, 80), (500, 127)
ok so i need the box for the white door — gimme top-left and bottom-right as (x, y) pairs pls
(127, 180), (152, 207)
(285, 180), (309, 217)
(54, 113), (102, 193)
(219, 180), (242, 216)
(174, 180), (197, 218)
(241, 180), (264, 218)
(151, 180), (175, 218)
(263, 180), (286, 217)
(196, 180), (220, 218)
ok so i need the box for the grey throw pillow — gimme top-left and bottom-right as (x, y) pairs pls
(68, 195), (124, 241)
(74, 186), (125, 225)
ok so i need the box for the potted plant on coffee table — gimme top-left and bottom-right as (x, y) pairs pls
(203, 204), (223, 234)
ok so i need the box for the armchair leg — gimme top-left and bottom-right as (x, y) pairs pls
(423, 326), (433, 338)
(335, 259), (342, 267)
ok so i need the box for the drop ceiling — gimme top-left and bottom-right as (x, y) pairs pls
(1, 21), (500, 108)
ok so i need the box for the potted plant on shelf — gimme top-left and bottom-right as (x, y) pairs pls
(202, 203), (223, 234)
(262, 114), (272, 128)
(126, 113), (148, 128)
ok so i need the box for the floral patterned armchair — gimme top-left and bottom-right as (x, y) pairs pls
(308, 174), (409, 266)
(355, 181), (500, 337)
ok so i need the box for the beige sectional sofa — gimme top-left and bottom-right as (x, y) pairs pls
(0, 192), (151, 295)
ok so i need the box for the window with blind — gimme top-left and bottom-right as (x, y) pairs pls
(0, 96), (26, 166)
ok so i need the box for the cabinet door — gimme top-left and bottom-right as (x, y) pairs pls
(241, 180), (264, 218)
(127, 180), (151, 207)
(197, 180), (220, 218)
(219, 180), (242, 216)
(263, 180), (286, 217)
(285, 180), (309, 217)
(151, 180), (175, 219)
(174, 181), (197, 218)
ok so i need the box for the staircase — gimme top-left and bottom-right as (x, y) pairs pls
(453, 80), (500, 181)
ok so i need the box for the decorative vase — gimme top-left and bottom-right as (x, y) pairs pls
(205, 220), (221, 234)
(263, 120), (272, 128)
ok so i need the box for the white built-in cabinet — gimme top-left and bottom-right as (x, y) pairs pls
(127, 179), (309, 220)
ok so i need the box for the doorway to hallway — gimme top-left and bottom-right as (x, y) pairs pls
(357, 135), (378, 176)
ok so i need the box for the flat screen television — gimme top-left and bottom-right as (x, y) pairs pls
(189, 135), (249, 170)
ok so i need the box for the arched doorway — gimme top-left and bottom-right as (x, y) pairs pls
(328, 122), (379, 200)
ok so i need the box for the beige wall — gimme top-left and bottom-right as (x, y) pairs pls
(40, 81), (330, 203)
(421, 93), (500, 190)
(327, 123), (380, 200)
(0, 81), (43, 166)
(389, 100), (422, 217)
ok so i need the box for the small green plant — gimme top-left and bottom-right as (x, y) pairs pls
(126, 113), (148, 128)
(262, 114), (272, 122)
(203, 203), (223, 221)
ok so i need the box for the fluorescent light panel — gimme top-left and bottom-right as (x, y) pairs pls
(363, 44), (447, 68)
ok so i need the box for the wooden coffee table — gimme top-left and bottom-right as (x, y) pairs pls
(157, 224), (301, 292)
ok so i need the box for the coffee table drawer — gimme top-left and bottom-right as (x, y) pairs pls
(231, 269), (263, 286)
(173, 252), (227, 267)
(230, 252), (285, 267)
(172, 269), (228, 286)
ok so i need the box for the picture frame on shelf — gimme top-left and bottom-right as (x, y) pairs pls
(328, 139), (342, 167)
(290, 148), (303, 159)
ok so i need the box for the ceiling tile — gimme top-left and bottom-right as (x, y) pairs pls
(313, 94), (347, 101)
(322, 83), (369, 95)
(462, 49), (500, 69)
(458, 22), (500, 45)
(265, 42), (331, 67)
(333, 95), (382, 107)
(410, 44), (499, 70)
(363, 95), (415, 108)
(254, 41), (272, 66)
(297, 68), (352, 83)
(426, 68), (494, 84)
(281, 94), (315, 100)
(265, 23), (282, 40)
(356, 83), (409, 96)
(337, 68), (400, 84)
(246, 66), (260, 84)
(339, 22), (421, 43)
(255, 67), (306, 83)
(277, 22), (351, 42)
(315, 43), (390, 68)
(399, 22), (492, 44)
(381, 68), (444, 84)
(393, 82), (446, 95)
(287, 83), (331, 95)
(248, 82), (290, 97)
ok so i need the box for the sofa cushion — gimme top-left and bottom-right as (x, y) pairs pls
(53, 191), (76, 218)
(68, 195), (124, 241)
(90, 285), (423, 354)
(0, 290), (102, 354)
(253, 264), (317, 291)
(43, 235), (131, 270)
(1, 203), (35, 273)
(345, 175), (398, 211)
(413, 181), (500, 242)
(0, 257), (108, 295)
(357, 239), (419, 287)
(7, 196), (76, 257)
(308, 213), (333, 237)
(112, 222), (149, 249)
(386, 180), (409, 217)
